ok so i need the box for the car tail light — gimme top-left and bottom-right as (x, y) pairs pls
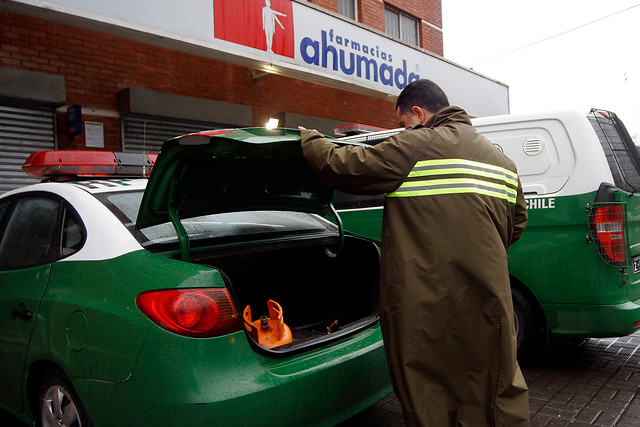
(136, 288), (241, 338)
(592, 204), (626, 265)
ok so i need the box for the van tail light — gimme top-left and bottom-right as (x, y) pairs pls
(591, 204), (626, 266)
(136, 288), (242, 338)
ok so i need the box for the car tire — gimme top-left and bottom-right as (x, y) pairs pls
(37, 368), (92, 427)
(512, 287), (536, 359)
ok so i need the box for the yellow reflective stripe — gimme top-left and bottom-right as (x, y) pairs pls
(409, 158), (518, 187)
(388, 187), (516, 203)
(387, 178), (517, 203)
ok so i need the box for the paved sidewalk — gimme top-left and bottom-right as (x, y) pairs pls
(340, 330), (640, 426)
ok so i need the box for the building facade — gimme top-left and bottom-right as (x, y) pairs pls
(0, 0), (508, 192)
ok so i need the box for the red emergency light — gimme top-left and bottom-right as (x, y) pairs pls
(594, 110), (612, 120)
(23, 150), (157, 179)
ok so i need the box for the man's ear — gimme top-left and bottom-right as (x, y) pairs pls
(412, 106), (426, 122)
(411, 106), (433, 125)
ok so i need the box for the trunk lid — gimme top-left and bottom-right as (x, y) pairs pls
(136, 128), (335, 230)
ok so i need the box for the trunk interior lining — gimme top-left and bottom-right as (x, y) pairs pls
(196, 236), (380, 352)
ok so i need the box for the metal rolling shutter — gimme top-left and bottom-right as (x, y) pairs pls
(122, 115), (227, 153)
(0, 105), (55, 194)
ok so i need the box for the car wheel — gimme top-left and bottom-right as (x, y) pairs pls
(37, 369), (92, 427)
(512, 287), (536, 359)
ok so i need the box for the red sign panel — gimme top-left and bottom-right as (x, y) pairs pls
(214, 0), (295, 58)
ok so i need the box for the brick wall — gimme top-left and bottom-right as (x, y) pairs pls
(359, 0), (386, 31)
(1, 11), (401, 151)
(0, 2), (444, 151)
(305, 0), (443, 56)
(307, 0), (337, 13)
(362, 0), (443, 55)
(385, 0), (442, 28)
(421, 22), (443, 56)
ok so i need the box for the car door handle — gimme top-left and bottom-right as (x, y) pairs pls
(11, 309), (32, 321)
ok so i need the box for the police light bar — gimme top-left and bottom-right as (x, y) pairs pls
(333, 123), (387, 137)
(23, 150), (157, 178)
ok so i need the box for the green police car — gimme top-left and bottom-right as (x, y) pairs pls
(0, 128), (391, 426)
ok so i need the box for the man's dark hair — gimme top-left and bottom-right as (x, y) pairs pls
(395, 79), (450, 114)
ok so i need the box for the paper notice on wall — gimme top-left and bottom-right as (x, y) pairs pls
(85, 121), (104, 148)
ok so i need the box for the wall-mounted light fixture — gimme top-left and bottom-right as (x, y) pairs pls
(253, 63), (274, 80)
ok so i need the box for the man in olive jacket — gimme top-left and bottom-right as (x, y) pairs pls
(299, 79), (529, 426)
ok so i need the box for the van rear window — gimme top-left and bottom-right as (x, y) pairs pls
(588, 110), (640, 192)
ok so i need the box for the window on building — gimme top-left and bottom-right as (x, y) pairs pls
(385, 7), (418, 45)
(337, 0), (356, 20)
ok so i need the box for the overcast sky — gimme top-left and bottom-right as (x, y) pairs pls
(441, 0), (640, 141)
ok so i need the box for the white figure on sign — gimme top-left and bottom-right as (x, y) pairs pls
(262, 0), (286, 53)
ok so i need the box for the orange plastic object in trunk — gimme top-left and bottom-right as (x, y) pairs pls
(243, 299), (293, 349)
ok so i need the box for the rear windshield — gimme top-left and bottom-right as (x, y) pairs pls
(94, 190), (337, 249)
(588, 110), (640, 192)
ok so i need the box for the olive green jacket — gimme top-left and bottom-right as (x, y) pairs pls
(301, 106), (529, 426)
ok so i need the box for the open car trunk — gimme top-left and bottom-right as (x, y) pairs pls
(192, 235), (380, 355)
(137, 129), (381, 355)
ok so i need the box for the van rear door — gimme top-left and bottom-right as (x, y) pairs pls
(588, 109), (640, 302)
